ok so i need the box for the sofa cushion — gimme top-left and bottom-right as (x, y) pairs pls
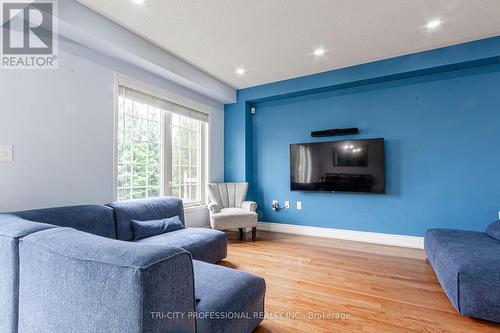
(0, 214), (56, 239)
(211, 208), (258, 229)
(0, 215), (56, 333)
(108, 197), (185, 241)
(193, 260), (265, 333)
(135, 228), (227, 263)
(486, 220), (500, 241)
(12, 205), (116, 239)
(131, 216), (184, 241)
(425, 229), (500, 322)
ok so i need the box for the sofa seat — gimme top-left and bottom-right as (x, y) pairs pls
(211, 208), (258, 230)
(135, 228), (227, 263)
(425, 229), (500, 322)
(193, 260), (265, 333)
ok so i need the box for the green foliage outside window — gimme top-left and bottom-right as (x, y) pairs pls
(116, 97), (203, 204)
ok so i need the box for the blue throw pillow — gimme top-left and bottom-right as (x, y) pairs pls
(486, 220), (500, 241)
(131, 215), (184, 241)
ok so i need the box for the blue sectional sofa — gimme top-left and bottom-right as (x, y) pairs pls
(425, 225), (500, 323)
(0, 197), (266, 333)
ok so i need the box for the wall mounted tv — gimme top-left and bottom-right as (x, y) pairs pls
(290, 138), (385, 193)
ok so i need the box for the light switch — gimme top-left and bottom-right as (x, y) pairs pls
(0, 145), (13, 162)
(296, 201), (302, 210)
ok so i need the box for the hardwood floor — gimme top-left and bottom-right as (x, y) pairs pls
(219, 231), (500, 333)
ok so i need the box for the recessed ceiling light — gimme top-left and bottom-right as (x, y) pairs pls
(426, 19), (442, 29)
(313, 48), (325, 56)
(132, 0), (145, 4)
(235, 68), (246, 75)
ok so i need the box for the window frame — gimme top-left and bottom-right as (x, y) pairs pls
(113, 74), (211, 207)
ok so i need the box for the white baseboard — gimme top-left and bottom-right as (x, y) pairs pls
(257, 222), (424, 249)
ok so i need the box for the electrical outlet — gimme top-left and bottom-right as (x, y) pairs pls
(296, 201), (302, 210)
(272, 200), (278, 210)
(284, 201), (290, 209)
(498, 211), (500, 220)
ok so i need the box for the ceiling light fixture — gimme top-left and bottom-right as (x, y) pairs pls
(426, 19), (441, 29)
(235, 68), (246, 75)
(132, 0), (146, 5)
(313, 48), (325, 56)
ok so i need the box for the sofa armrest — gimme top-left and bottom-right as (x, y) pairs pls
(241, 201), (257, 212)
(0, 214), (56, 239)
(0, 215), (56, 333)
(18, 228), (196, 333)
(207, 202), (220, 214)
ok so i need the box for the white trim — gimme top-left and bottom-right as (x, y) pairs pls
(184, 204), (208, 212)
(112, 74), (120, 201)
(162, 109), (171, 197)
(257, 222), (424, 249)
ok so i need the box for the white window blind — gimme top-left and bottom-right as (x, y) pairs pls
(119, 86), (209, 122)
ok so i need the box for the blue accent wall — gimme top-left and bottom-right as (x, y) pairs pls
(224, 36), (500, 236)
(224, 98), (247, 182)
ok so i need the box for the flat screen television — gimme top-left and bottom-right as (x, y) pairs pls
(290, 138), (385, 193)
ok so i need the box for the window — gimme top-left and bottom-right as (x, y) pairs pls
(116, 84), (208, 206)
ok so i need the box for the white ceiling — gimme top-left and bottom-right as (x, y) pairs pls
(78, 0), (500, 89)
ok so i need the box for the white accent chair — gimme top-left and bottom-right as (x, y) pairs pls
(207, 182), (258, 241)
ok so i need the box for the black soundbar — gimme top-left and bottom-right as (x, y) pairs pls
(311, 128), (359, 137)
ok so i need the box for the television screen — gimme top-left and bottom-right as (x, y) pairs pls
(290, 138), (385, 193)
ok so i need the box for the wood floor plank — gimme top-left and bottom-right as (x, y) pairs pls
(220, 231), (500, 333)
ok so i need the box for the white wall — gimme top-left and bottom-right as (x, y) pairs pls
(0, 37), (223, 227)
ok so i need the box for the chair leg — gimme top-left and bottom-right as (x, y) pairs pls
(239, 228), (244, 240)
(252, 227), (256, 241)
